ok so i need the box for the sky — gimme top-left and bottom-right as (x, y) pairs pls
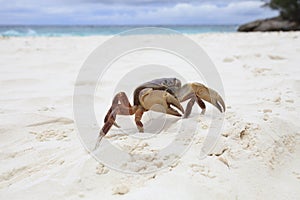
(0, 0), (278, 25)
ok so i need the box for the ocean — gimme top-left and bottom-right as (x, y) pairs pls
(0, 25), (237, 37)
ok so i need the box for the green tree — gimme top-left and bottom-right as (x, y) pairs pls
(268, 0), (300, 22)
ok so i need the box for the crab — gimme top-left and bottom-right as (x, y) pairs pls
(94, 78), (225, 149)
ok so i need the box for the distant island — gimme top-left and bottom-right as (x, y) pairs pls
(238, 0), (300, 32)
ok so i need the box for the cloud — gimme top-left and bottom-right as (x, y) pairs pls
(0, 0), (278, 25)
(76, 0), (265, 6)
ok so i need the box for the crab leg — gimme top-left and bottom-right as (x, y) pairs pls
(95, 104), (138, 150)
(104, 104), (138, 131)
(104, 92), (132, 127)
(95, 92), (139, 149)
(184, 96), (195, 118)
(176, 83), (225, 118)
(196, 97), (206, 114)
(135, 107), (145, 132)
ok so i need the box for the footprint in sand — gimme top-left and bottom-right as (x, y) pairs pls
(189, 164), (216, 178)
(273, 96), (281, 104)
(38, 106), (55, 111)
(285, 99), (294, 103)
(112, 185), (130, 195)
(223, 57), (234, 63)
(260, 134), (297, 170)
(268, 55), (286, 60)
(29, 129), (72, 142)
(27, 117), (74, 127)
(292, 172), (300, 179)
(251, 67), (272, 76)
(263, 109), (272, 113)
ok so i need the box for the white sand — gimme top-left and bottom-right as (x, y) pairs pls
(0, 32), (300, 199)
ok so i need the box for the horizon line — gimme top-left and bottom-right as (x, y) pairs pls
(0, 24), (239, 26)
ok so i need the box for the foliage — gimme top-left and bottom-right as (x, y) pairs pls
(267, 0), (300, 22)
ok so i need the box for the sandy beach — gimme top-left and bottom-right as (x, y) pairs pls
(0, 32), (300, 199)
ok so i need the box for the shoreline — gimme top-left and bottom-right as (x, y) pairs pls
(0, 30), (299, 38)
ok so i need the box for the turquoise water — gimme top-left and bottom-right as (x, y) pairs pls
(0, 25), (238, 37)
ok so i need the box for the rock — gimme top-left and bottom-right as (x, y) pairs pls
(238, 17), (300, 32)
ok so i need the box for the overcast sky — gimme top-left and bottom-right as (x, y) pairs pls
(0, 0), (278, 25)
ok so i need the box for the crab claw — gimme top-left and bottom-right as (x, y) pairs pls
(139, 88), (184, 116)
(191, 83), (226, 112)
(164, 91), (185, 116)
